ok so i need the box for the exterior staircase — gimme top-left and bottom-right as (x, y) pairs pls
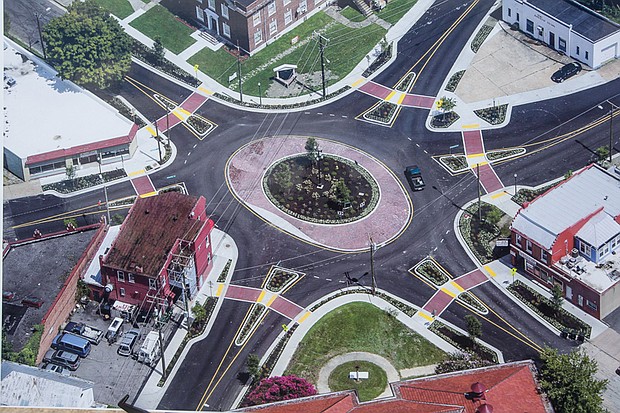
(352, 0), (373, 16)
(199, 30), (219, 45)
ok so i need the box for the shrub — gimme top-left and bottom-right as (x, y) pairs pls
(242, 375), (317, 407)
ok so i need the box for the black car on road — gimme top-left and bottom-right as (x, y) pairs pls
(551, 62), (582, 83)
(404, 165), (426, 191)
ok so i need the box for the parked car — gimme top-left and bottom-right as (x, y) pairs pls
(51, 332), (91, 357)
(42, 363), (71, 376)
(64, 321), (103, 345)
(2, 291), (15, 302)
(551, 62), (582, 83)
(43, 349), (80, 371)
(118, 329), (140, 357)
(106, 317), (124, 343)
(137, 331), (161, 366)
(21, 296), (44, 308)
(404, 165), (426, 191)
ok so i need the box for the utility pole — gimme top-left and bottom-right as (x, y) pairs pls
(316, 32), (329, 99)
(476, 163), (481, 223)
(237, 41), (243, 103)
(166, 107), (171, 146)
(157, 320), (167, 380)
(610, 102), (615, 163)
(97, 156), (111, 224)
(154, 119), (162, 163)
(370, 236), (376, 295)
(34, 9), (49, 60)
(181, 272), (190, 324)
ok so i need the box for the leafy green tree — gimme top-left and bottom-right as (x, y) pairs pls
(43, 0), (131, 88)
(485, 206), (503, 226)
(330, 178), (351, 205)
(152, 37), (165, 64)
(437, 96), (457, 119)
(246, 353), (261, 380)
(539, 347), (607, 413)
(596, 145), (610, 162)
(564, 169), (573, 180)
(273, 163), (293, 193)
(65, 164), (77, 188)
(192, 303), (207, 325)
(305, 137), (320, 163)
(550, 284), (564, 315)
(465, 314), (482, 341)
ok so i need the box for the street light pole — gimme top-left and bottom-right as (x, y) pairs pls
(514, 173), (518, 195)
(610, 102), (615, 164)
(258, 82), (262, 106)
(34, 8), (51, 60)
(97, 155), (111, 224)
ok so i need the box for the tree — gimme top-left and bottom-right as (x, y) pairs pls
(437, 96), (457, 120)
(550, 284), (564, 315)
(330, 178), (351, 205)
(273, 163), (293, 193)
(435, 352), (494, 374)
(596, 145), (610, 162)
(65, 164), (77, 188)
(192, 303), (207, 325)
(43, 0), (131, 89)
(242, 375), (317, 407)
(465, 314), (482, 342)
(539, 347), (607, 413)
(305, 137), (320, 163)
(485, 206), (503, 226)
(151, 37), (165, 64)
(246, 353), (261, 380)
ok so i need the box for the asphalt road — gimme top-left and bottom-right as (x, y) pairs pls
(4, 0), (64, 56)
(4, 0), (620, 410)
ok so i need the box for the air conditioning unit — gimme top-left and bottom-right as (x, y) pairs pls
(571, 248), (579, 258)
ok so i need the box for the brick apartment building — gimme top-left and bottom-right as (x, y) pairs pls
(510, 164), (620, 319)
(98, 192), (215, 312)
(163, 0), (328, 54)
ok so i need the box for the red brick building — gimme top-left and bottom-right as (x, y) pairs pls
(511, 164), (620, 319)
(234, 360), (553, 412)
(99, 192), (214, 312)
(163, 0), (328, 54)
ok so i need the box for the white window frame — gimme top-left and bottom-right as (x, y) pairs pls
(284, 9), (292, 25)
(579, 241), (591, 256)
(221, 4), (229, 19)
(119, 287), (126, 297)
(516, 233), (522, 244)
(586, 299), (598, 311)
(128, 273), (135, 283)
(254, 29), (263, 45)
(196, 6), (205, 21)
(117, 271), (125, 282)
(299, 0), (307, 13)
(541, 249), (548, 262)
(208, 0), (215, 11)
(268, 1), (276, 16)
(253, 12), (261, 26)
(269, 20), (277, 36)
(526, 240), (532, 254)
(148, 278), (157, 290)
(223, 22), (231, 38)
(578, 295), (583, 306)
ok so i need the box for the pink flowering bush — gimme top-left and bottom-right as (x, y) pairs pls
(242, 375), (317, 407)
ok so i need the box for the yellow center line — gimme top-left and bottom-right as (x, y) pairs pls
(440, 287), (457, 298)
(178, 107), (191, 116)
(215, 284), (224, 297)
(483, 265), (497, 277)
(450, 281), (465, 292)
(172, 109), (185, 120)
(472, 161), (488, 167)
(145, 126), (156, 136)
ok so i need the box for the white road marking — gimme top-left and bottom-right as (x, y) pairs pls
(193, 144), (198, 149)
(407, 137), (412, 141)
(342, 115), (348, 118)
(445, 230), (450, 234)
(326, 278), (332, 281)
(433, 247), (438, 251)
(314, 275), (320, 278)
(317, 112), (323, 115)
(415, 143), (420, 147)
(440, 238), (444, 243)
(187, 152), (191, 156)
(424, 150), (428, 154)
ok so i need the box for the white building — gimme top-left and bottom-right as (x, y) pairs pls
(502, 0), (620, 68)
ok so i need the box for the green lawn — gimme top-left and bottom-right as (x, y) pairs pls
(190, 11), (386, 96)
(130, 5), (196, 54)
(340, 6), (367, 23)
(285, 302), (446, 384)
(378, 0), (418, 25)
(328, 361), (387, 402)
(93, 0), (134, 19)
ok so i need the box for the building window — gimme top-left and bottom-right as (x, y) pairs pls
(586, 299), (598, 311)
(558, 38), (566, 52)
(117, 271), (125, 282)
(541, 249), (548, 262)
(196, 6), (204, 21)
(284, 9), (292, 25)
(149, 278), (157, 290)
(254, 29), (263, 45)
(540, 270), (551, 284)
(526, 19), (534, 33)
(299, 0), (307, 13)
(223, 22), (230, 37)
(612, 235), (619, 249)
(537, 26), (544, 37)
(507, 8), (511, 17)
(208, 0), (215, 10)
(599, 244), (610, 258)
(268, 1), (276, 16)
(578, 295), (583, 306)
(269, 20), (277, 36)
(253, 12), (261, 26)
(221, 4), (229, 19)
(516, 12), (519, 22)
(579, 241), (591, 256)
(526, 240), (532, 254)
(128, 273), (135, 283)
(119, 288), (125, 297)
(576, 46), (580, 55)
(585, 51), (589, 60)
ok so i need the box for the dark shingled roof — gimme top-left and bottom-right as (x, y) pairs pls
(528, 0), (620, 42)
(104, 192), (204, 277)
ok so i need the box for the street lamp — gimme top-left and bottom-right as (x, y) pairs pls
(97, 155), (111, 224)
(316, 149), (324, 189)
(258, 82), (262, 106)
(514, 173), (518, 195)
(34, 7), (51, 60)
(599, 101), (617, 163)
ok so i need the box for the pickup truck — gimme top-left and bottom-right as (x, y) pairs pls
(404, 165), (426, 191)
(64, 322), (103, 345)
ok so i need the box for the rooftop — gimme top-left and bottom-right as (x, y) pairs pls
(103, 193), (204, 276)
(3, 42), (132, 161)
(527, 0), (620, 42)
(83, 225), (122, 288)
(2, 229), (97, 351)
(512, 164), (620, 250)
(0, 361), (94, 408)
(235, 361), (552, 413)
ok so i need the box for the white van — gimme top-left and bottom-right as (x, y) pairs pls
(137, 331), (161, 366)
(106, 317), (124, 343)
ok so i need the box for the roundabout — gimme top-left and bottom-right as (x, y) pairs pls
(226, 136), (412, 251)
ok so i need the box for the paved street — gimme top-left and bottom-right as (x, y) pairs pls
(4, 0), (620, 410)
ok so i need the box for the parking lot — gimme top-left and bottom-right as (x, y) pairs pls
(49, 300), (181, 406)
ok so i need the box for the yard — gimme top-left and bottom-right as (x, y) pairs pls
(130, 5), (197, 54)
(93, 0), (134, 19)
(285, 302), (446, 384)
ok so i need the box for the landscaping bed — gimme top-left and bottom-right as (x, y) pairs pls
(363, 101), (398, 124)
(439, 155), (468, 173)
(431, 112), (459, 128)
(132, 40), (199, 87)
(235, 303), (269, 346)
(308, 288), (417, 317)
(457, 292), (488, 315)
(413, 259), (451, 286)
(511, 183), (558, 206)
(263, 154), (379, 224)
(328, 361), (387, 402)
(265, 268), (300, 293)
(186, 114), (217, 138)
(362, 44), (392, 77)
(42, 169), (127, 194)
(217, 259), (232, 283)
(459, 203), (511, 264)
(486, 147), (525, 162)
(430, 321), (497, 362)
(285, 302), (445, 384)
(395, 72), (415, 92)
(474, 104), (508, 125)
(445, 70), (465, 92)
(471, 25), (493, 53)
(507, 280), (591, 338)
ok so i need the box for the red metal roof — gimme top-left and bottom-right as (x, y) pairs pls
(103, 192), (205, 276)
(234, 361), (552, 413)
(25, 123), (138, 165)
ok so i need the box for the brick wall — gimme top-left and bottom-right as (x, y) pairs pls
(36, 224), (109, 364)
